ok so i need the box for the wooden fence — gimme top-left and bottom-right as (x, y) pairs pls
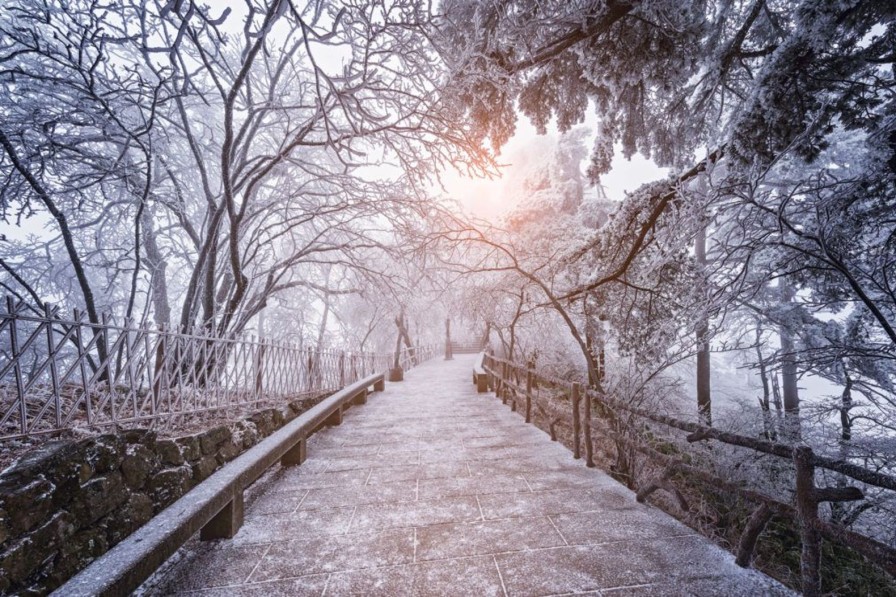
(480, 352), (896, 596)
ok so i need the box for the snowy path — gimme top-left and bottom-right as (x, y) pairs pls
(150, 355), (792, 596)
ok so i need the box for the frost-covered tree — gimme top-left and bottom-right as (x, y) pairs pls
(435, 0), (895, 449)
(0, 0), (491, 343)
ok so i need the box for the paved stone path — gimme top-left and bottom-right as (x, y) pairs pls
(150, 355), (792, 596)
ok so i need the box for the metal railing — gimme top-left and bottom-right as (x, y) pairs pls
(449, 340), (486, 354)
(481, 353), (896, 595)
(396, 343), (439, 371)
(0, 298), (393, 440)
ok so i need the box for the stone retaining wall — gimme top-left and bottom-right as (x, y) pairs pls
(0, 393), (327, 595)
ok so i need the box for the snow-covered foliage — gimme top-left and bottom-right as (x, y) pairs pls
(434, 0), (895, 468)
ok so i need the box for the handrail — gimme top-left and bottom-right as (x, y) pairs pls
(484, 354), (896, 490)
(396, 343), (439, 371)
(480, 353), (896, 593)
(0, 298), (394, 439)
(54, 371), (386, 597)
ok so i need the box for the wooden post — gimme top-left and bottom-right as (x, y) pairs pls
(572, 382), (581, 459)
(583, 387), (594, 468)
(501, 362), (508, 405)
(494, 360), (502, 398)
(525, 365), (533, 423)
(793, 446), (821, 597)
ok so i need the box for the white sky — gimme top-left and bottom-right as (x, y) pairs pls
(440, 113), (668, 221)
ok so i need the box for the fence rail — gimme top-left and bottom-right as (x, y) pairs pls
(0, 299), (403, 440)
(481, 353), (896, 596)
(396, 343), (438, 371)
(449, 341), (487, 354)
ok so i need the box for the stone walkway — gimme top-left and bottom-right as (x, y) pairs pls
(149, 355), (792, 596)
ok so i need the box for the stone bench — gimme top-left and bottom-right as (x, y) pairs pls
(473, 352), (488, 393)
(54, 372), (386, 597)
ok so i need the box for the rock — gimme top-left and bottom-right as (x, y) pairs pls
(155, 439), (184, 466)
(280, 405), (297, 423)
(199, 426), (231, 456)
(148, 466), (190, 511)
(0, 478), (55, 536)
(0, 512), (75, 585)
(0, 441), (85, 511)
(69, 472), (127, 526)
(82, 435), (124, 475)
(120, 445), (156, 489)
(216, 440), (242, 464)
(48, 527), (107, 590)
(176, 435), (201, 462)
(122, 429), (157, 448)
(0, 536), (36, 585)
(234, 422), (259, 450)
(191, 455), (218, 483)
(0, 509), (8, 545)
(249, 411), (276, 437)
(100, 493), (153, 544)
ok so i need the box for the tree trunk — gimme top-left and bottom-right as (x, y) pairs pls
(696, 222), (712, 425)
(141, 206), (171, 328)
(779, 281), (800, 439)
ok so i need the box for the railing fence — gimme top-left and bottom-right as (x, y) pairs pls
(0, 299), (435, 439)
(481, 352), (896, 596)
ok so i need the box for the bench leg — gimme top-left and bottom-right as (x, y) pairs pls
(353, 389), (368, 406)
(374, 377), (385, 392)
(324, 406), (343, 427)
(281, 438), (307, 467)
(201, 490), (244, 540)
(476, 376), (488, 393)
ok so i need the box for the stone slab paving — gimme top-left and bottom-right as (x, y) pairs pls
(147, 355), (793, 596)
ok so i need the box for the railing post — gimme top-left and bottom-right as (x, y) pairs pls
(794, 446), (821, 597)
(494, 359), (502, 398)
(525, 364), (533, 424)
(583, 387), (594, 468)
(7, 297), (26, 434)
(509, 364), (517, 412)
(572, 382), (581, 459)
(501, 362), (508, 405)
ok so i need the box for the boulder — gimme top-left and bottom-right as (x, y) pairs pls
(69, 472), (128, 526)
(199, 426), (231, 456)
(0, 478), (55, 536)
(120, 444), (157, 489)
(175, 435), (201, 462)
(191, 455), (218, 483)
(101, 493), (153, 544)
(155, 439), (184, 466)
(148, 466), (191, 511)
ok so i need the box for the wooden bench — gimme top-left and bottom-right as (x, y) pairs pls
(55, 372), (386, 597)
(473, 352), (488, 393)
